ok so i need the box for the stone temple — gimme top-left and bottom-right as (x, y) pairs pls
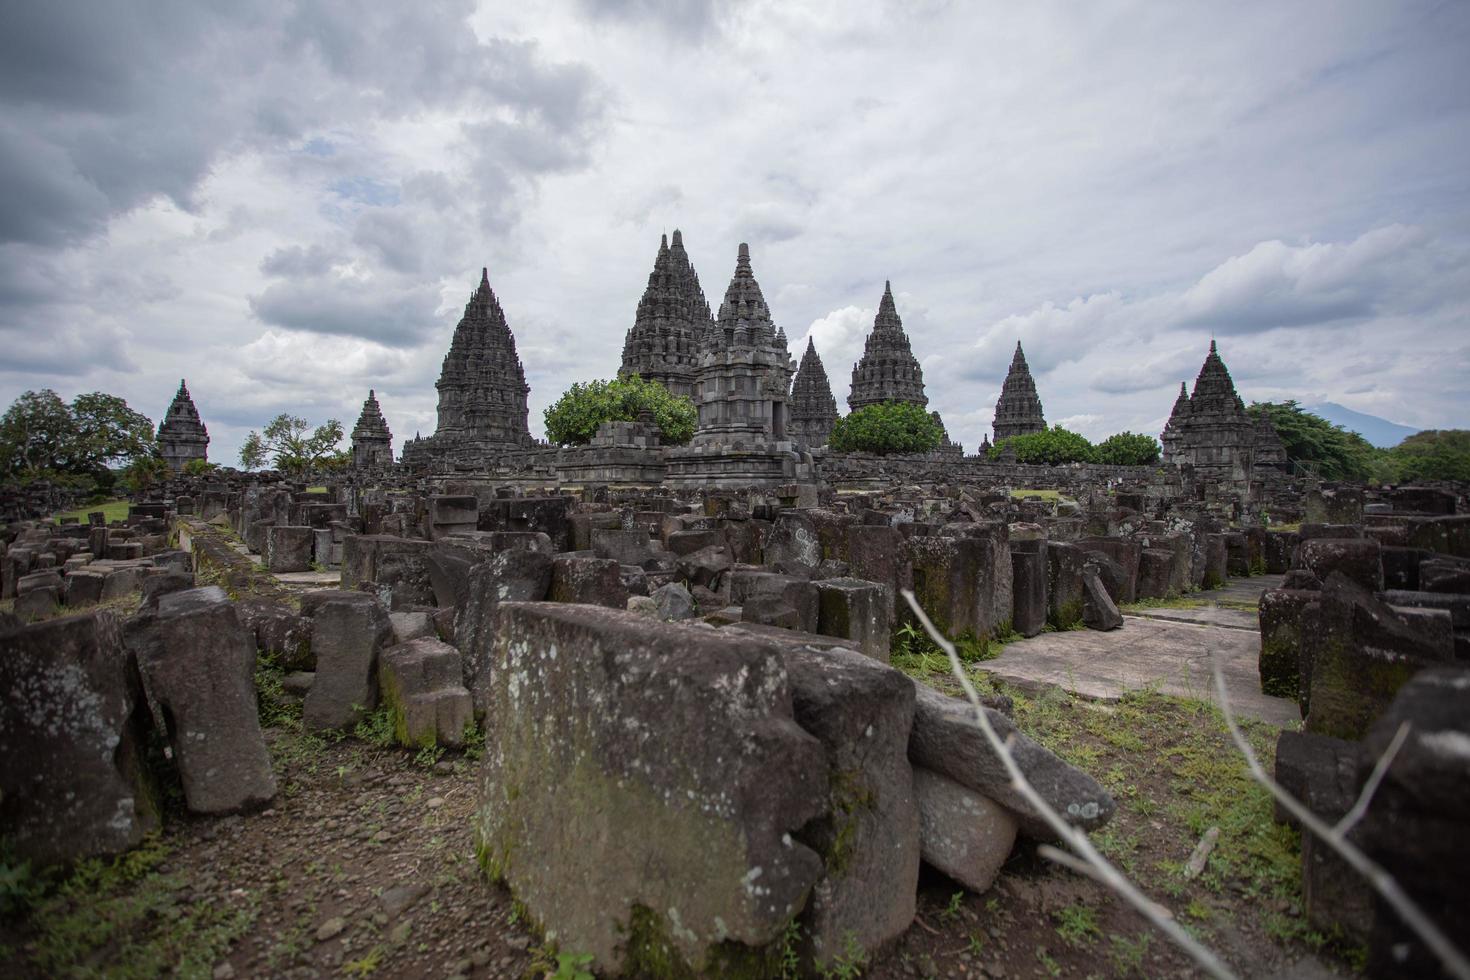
(618, 229), (713, 399)
(788, 337), (839, 449)
(1163, 340), (1288, 485)
(401, 269), (532, 467)
(991, 342), (1046, 443)
(849, 281), (928, 412)
(156, 379), (209, 472)
(350, 390), (393, 469)
(665, 243), (800, 487)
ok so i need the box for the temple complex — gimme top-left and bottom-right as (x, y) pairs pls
(848, 282), (929, 412)
(991, 341), (1047, 443)
(788, 337), (839, 448)
(156, 380), (209, 472)
(665, 244), (801, 487)
(350, 390), (394, 469)
(1163, 340), (1287, 486)
(618, 229), (712, 399)
(401, 269), (532, 467)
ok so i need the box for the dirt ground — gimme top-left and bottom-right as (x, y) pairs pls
(3, 661), (1358, 980)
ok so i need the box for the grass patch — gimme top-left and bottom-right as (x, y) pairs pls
(304, 486), (329, 494)
(1009, 488), (1065, 501)
(6, 836), (257, 977)
(50, 499), (130, 524)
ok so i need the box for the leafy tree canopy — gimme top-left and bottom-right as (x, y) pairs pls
(1381, 429), (1470, 482)
(828, 402), (944, 455)
(543, 376), (697, 446)
(1094, 431), (1161, 466)
(989, 425), (1095, 465)
(239, 415), (344, 474)
(0, 388), (156, 481)
(1246, 401), (1379, 481)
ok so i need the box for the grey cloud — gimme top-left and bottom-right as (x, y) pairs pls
(572, 0), (728, 42)
(261, 244), (337, 278)
(249, 278), (443, 347)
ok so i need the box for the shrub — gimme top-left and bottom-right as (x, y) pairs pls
(1380, 429), (1470, 482)
(1094, 431), (1161, 466)
(828, 402), (943, 455)
(990, 425), (1095, 465)
(543, 375), (696, 446)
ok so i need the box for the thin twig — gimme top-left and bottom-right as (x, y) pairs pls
(900, 590), (1235, 980)
(1334, 722), (1409, 838)
(1209, 655), (1470, 980)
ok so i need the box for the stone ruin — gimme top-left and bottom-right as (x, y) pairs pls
(350, 389), (394, 469)
(618, 229), (712, 400)
(991, 342), (1046, 443)
(788, 337), (839, 449)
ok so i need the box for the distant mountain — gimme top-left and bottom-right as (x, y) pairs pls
(1305, 402), (1420, 448)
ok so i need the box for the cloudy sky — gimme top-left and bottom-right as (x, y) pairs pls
(2, 0), (1467, 462)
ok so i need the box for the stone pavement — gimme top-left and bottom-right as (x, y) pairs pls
(985, 575), (1300, 727)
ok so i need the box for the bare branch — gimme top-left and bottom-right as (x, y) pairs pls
(900, 590), (1236, 980)
(1333, 721), (1409, 839)
(1209, 656), (1470, 980)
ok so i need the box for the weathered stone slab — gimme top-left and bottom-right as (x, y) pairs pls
(1258, 588), (1317, 704)
(1299, 538), (1383, 592)
(133, 587), (276, 813)
(813, 577), (891, 661)
(0, 612), (159, 865)
(1082, 568), (1122, 631)
(1009, 536), (1048, 638)
(475, 603), (827, 975)
(304, 594), (392, 731)
(1046, 541), (1088, 630)
(908, 682), (1114, 840)
(267, 525), (314, 573)
(913, 768), (1017, 893)
(379, 638), (472, 748)
(550, 555), (629, 608)
(455, 550), (554, 716)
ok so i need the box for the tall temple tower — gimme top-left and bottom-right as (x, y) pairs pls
(350, 389), (394, 469)
(430, 268), (532, 447)
(991, 341), (1047, 443)
(788, 337), (839, 449)
(666, 243), (799, 487)
(156, 379), (209, 472)
(1160, 382), (1190, 465)
(619, 229), (713, 399)
(849, 282), (928, 411)
(1170, 341), (1256, 484)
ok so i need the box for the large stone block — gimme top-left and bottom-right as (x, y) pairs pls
(1302, 573), (1452, 741)
(1008, 536), (1048, 637)
(1202, 533), (1229, 589)
(813, 577), (892, 661)
(908, 534), (1001, 648)
(0, 612), (159, 866)
(1046, 541), (1089, 630)
(1136, 548), (1174, 601)
(550, 555), (629, 608)
(1359, 666), (1470, 977)
(908, 682), (1114, 840)
(847, 524), (911, 619)
(1082, 568), (1122, 631)
(475, 603), (827, 975)
(1079, 537), (1139, 604)
(133, 587), (276, 813)
(267, 525), (314, 573)
(304, 594), (392, 731)
(379, 638), (473, 748)
(913, 768), (1017, 893)
(236, 598), (312, 670)
(1258, 588), (1318, 704)
(455, 550), (554, 716)
(1299, 538), (1383, 592)
(781, 642), (918, 968)
(764, 511), (822, 571)
(591, 528), (654, 565)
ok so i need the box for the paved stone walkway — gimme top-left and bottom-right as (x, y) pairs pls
(985, 575), (1300, 727)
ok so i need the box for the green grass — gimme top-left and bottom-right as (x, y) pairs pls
(50, 499), (130, 524)
(304, 486), (329, 494)
(1009, 488), (1064, 501)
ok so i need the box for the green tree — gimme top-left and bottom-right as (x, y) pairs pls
(239, 415), (345, 474)
(1245, 401), (1379, 481)
(122, 455), (170, 492)
(1381, 430), (1470, 482)
(1094, 431), (1161, 466)
(543, 376), (697, 446)
(70, 392), (157, 473)
(0, 389), (77, 477)
(180, 458), (218, 476)
(989, 425), (1096, 465)
(828, 402), (944, 455)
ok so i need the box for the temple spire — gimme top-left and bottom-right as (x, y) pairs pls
(619, 229), (712, 398)
(849, 280), (928, 412)
(992, 339), (1046, 443)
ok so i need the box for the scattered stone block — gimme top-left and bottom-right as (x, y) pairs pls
(304, 594), (392, 732)
(1299, 538), (1383, 592)
(1008, 536), (1048, 637)
(455, 550), (555, 714)
(1082, 568), (1122, 631)
(813, 577), (891, 661)
(550, 555), (629, 608)
(650, 581), (696, 621)
(0, 612), (159, 865)
(133, 587), (276, 813)
(379, 638), (473, 748)
(474, 603), (826, 975)
(1258, 588), (1318, 703)
(912, 768), (1018, 893)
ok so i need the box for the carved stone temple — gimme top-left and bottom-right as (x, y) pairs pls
(156, 379), (209, 472)
(665, 243), (803, 487)
(788, 337), (839, 449)
(848, 281), (929, 412)
(991, 341), (1047, 443)
(401, 269), (532, 468)
(1162, 340), (1287, 486)
(350, 390), (394, 469)
(619, 229), (712, 399)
